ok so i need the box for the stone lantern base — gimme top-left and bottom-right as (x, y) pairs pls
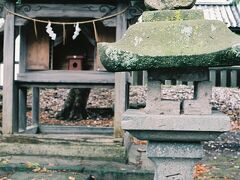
(122, 69), (230, 180)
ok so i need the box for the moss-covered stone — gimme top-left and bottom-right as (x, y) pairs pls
(142, 10), (204, 22)
(98, 20), (240, 72)
(144, 0), (196, 10)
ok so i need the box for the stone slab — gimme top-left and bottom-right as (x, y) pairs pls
(0, 134), (126, 163)
(122, 109), (230, 132)
(0, 157), (154, 180)
(144, 0), (196, 10)
(147, 142), (203, 158)
(128, 131), (223, 142)
(142, 9), (204, 22)
(98, 20), (240, 72)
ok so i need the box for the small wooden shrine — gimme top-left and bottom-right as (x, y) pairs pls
(0, 0), (143, 136)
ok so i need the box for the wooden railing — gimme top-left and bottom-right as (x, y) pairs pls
(130, 67), (240, 87)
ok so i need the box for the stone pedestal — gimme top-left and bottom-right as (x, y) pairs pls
(148, 142), (203, 180)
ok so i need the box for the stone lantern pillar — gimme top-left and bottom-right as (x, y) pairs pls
(98, 1), (240, 179)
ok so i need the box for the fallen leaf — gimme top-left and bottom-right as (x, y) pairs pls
(69, 176), (75, 180)
(194, 163), (209, 178)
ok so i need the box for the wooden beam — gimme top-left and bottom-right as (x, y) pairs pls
(3, 1), (18, 134)
(16, 4), (116, 18)
(114, 2), (128, 138)
(17, 70), (115, 84)
(15, 4), (116, 25)
(18, 125), (38, 134)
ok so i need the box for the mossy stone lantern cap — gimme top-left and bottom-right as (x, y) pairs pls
(98, 11), (240, 72)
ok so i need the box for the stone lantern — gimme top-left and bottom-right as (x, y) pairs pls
(98, 0), (240, 179)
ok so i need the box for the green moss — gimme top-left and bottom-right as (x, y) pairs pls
(97, 20), (240, 72)
(142, 10), (204, 22)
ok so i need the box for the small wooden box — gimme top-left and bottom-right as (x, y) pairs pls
(67, 55), (83, 70)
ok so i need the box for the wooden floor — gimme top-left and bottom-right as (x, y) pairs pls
(16, 70), (115, 88)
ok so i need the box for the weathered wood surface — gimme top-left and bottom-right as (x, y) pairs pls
(17, 70), (115, 84)
(2, 2), (17, 134)
(39, 125), (113, 135)
(26, 24), (49, 70)
(114, 2), (128, 138)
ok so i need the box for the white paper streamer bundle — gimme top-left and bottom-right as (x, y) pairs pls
(72, 23), (81, 40)
(46, 22), (56, 40)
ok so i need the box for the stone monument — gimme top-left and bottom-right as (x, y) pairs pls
(98, 0), (240, 179)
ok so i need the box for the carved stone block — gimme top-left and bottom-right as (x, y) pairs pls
(184, 81), (212, 115)
(144, 0), (196, 10)
(145, 100), (181, 115)
(145, 80), (181, 115)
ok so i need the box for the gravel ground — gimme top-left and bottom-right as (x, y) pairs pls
(2, 85), (240, 150)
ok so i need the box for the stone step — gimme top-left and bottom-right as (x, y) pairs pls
(0, 156), (154, 180)
(0, 134), (126, 163)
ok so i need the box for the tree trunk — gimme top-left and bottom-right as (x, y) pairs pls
(56, 88), (91, 120)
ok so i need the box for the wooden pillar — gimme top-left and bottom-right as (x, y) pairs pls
(176, 80), (182, 85)
(114, 1), (128, 138)
(131, 71), (138, 85)
(143, 71), (148, 86)
(209, 69), (216, 86)
(32, 87), (40, 127)
(18, 87), (27, 131)
(230, 69), (237, 87)
(18, 26), (28, 132)
(2, 1), (17, 134)
(220, 70), (227, 87)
